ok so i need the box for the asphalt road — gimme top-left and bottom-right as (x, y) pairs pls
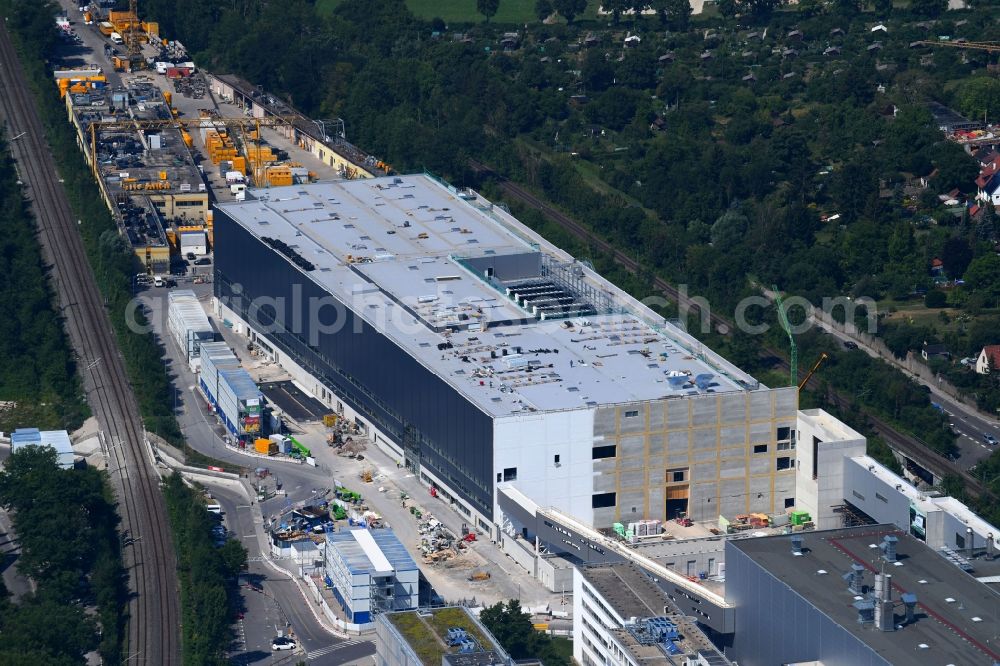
(206, 483), (375, 665)
(819, 327), (1000, 470)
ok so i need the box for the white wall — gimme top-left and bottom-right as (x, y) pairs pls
(843, 458), (912, 531)
(795, 410), (866, 529)
(494, 409), (596, 526)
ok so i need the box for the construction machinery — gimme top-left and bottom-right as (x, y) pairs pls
(911, 40), (1000, 54)
(774, 286), (798, 388)
(798, 352), (829, 391)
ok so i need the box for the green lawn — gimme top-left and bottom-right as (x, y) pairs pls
(316, 0), (601, 23)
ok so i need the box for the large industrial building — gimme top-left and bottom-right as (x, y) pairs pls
(725, 525), (1000, 666)
(213, 175), (798, 535)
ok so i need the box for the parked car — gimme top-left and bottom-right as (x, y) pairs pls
(984, 434), (998, 446)
(271, 637), (296, 652)
(844, 341), (859, 350)
(186, 252), (196, 261)
(194, 257), (212, 266)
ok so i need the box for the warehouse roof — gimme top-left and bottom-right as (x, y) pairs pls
(215, 176), (765, 417)
(327, 528), (416, 575)
(729, 525), (1000, 666)
(10, 428), (74, 456)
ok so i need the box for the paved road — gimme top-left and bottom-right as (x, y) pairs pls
(819, 328), (1000, 470)
(205, 483), (375, 665)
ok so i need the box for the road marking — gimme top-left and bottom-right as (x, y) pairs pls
(307, 640), (369, 659)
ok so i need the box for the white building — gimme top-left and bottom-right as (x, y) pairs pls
(214, 175), (799, 537)
(793, 408), (866, 528)
(167, 289), (214, 370)
(324, 528), (418, 628)
(573, 562), (734, 666)
(10, 428), (76, 469)
(976, 344), (1000, 374)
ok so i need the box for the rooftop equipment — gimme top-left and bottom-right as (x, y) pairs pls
(901, 592), (918, 624)
(842, 563), (865, 595)
(880, 535), (898, 562)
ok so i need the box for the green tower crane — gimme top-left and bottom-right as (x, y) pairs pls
(773, 286), (797, 388)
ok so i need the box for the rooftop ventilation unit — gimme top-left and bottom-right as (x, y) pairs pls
(880, 535), (899, 562)
(901, 592), (918, 624)
(791, 535), (804, 555)
(853, 599), (875, 625)
(445, 628), (468, 646)
(842, 563), (865, 595)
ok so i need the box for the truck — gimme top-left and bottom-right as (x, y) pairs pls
(110, 31), (123, 44)
(230, 182), (247, 200)
(98, 21), (114, 36)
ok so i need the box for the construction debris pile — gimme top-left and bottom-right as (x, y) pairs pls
(419, 517), (465, 563)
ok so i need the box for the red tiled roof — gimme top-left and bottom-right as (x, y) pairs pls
(984, 345), (1000, 368)
(931, 258), (943, 267)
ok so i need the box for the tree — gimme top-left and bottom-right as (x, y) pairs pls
(665, 0), (692, 30)
(956, 77), (1000, 125)
(925, 290), (947, 308)
(909, 0), (946, 16)
(535, 0), (554, 20)
(478, 0), (500, 22)
(604, 0), (629, 23)
(941, 237), (973, 278)
(964, 254), (1000, 296)
(873, 0), (893, 16)
(711, 209), (749, 251)
(553, 0), (587, 22)
(717, 0), (738, 17)
(930, 142), (979, 193)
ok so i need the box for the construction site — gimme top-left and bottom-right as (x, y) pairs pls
(54, 0), (390, 275)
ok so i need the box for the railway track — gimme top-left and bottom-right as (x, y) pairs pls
(0, 24), (180, 664)
(469, 160), (994, 499)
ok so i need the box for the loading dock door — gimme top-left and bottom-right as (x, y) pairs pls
(666, 485), (689, 521)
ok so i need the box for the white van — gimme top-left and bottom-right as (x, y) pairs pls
(110, 32), (123, 44)
(153, 275), (164, 287)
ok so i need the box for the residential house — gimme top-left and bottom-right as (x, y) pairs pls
(787, 29), (804, 41)
(975, 156), (1000, 207)
(922, 342), (950, 362)
(976, 345), (1000, 374)
(930, 257), (944, 275)
(871, 23), (888, 33)
(824, 46), (842, 56)
(830, 27), (846, 36)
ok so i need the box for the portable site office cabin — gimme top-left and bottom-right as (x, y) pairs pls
(10, 428), (76, 469)
(180, 230), (208, 256)
(167, 290), (213, 370)
(199, 341), (239, 408)
(216, 368), (263, 439)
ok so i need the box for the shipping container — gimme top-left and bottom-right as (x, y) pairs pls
(179, 230), (208, 256)
(216, 368), (263, 438)
(199, 342), (239, 407)
(167, 290), (213, 367)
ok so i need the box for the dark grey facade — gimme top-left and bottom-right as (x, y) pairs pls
(725, 543), (891, 666)
(214, 209), (494, 515)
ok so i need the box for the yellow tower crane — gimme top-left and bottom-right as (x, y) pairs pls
(911, 40), (1000, 53)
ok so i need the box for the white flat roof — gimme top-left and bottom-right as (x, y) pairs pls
(216, 176), (765, 417)
(353, 529), (393, 575)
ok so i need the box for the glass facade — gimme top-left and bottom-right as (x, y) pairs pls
(214, 210), (494, 514)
